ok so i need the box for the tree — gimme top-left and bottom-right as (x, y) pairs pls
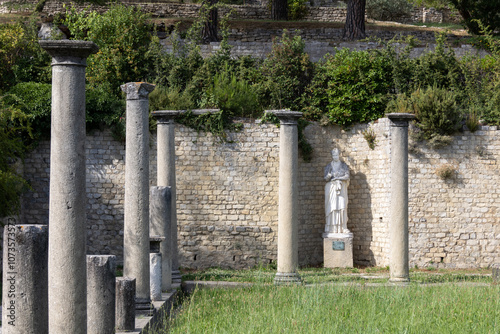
(448, 0), (500, 35)
(272, 0), (288, 20)
(343, 0), (367, 40)
(201, 0), (219, 43)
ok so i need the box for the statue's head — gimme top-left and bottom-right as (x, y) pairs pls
(331, 148), (340, 160)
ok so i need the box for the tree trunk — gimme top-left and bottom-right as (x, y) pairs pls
(343, 0), (366, 40)
(272, 0), (288, 21)
(201, 0), (219, 43)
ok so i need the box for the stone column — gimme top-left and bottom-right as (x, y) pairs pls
(150, 253), (162, 301)
(387, 113), (415, 283)
(39, 40), (98, 334)
(150, 186), (172, 291)
(87, 255), (116, 334)
(115, 277), (136, 331)
(2, 225), (48, 334)
(151, 110), (183, 283)
(266, 110), (302, 284)
(121, 82), (155, 309)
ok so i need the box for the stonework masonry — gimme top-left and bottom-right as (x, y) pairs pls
(20, 119), (500, 270)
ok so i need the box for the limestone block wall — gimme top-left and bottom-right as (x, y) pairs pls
(19, 119), (500, 269)
(408, 126), (500, 268)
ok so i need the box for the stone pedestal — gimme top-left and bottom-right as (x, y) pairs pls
(387, 113), (415, 283)
(121, 82), (155, 310)
(266, 110), (302, 285)
(151, 110), (183, 284)
(322, 233), (353, 268)
(87, 255), (116, 334)
(39, 40), (98, 334)
(115, 277), (136, 331)
(150, 186), (172, 291)
(2, 225), (48, 334)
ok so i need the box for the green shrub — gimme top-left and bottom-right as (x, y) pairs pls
(201, 66), (260, 118)
(65, 5), (152, 95)
(259, 31), (313, 111)
(85, 83), (125, 130)
(388, 86), (463, 143)
(288, 0), (308, 20)
(319, 48), (393, 127)
(3, 82), (52, 140)
(0, 101), (32, 218)
(149, 85), (195, 111)
(366, 0), (413, 21)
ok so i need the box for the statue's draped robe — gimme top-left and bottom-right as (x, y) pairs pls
(324, 162), (350, 233)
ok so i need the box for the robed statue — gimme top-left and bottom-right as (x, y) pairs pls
(324, 148), (350, 234)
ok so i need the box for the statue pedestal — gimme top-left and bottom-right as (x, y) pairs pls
(323, 232), (353, 268)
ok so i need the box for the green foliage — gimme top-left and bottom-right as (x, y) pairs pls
(259, 31), (313, 111)
(201, 65), (260, 118)
(366, 0), (414, 21)
(0, 100), (32, 218)
(287, 0), (308, 20)
(149, 85), (195, 112)
(410, 0), (449, 10)
(64, 5), (152, 94)
(448, 0), (500, 35)
(388, 86), (463, 144)
(3, 82), (52, 140)
(0, 17), (51, 92)
(318, 48), (393, 127)
(85, 83), (125, 131)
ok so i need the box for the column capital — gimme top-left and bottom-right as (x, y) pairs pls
(387, 113), (415, 127)
(265, 110), (303, 125)
(151, 110), (185, 124)
(39, 40), (98, 67)
(121, 82), (155, 100)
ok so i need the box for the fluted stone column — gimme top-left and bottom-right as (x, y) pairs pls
(150, 186), (172, 291)
(388, 113), (415, 283)
(266, 110), (302, 284)
(87, 255), (116, 334)
(39, 40), (98, 334)
(151, 110), (183, 283)
(2, 225), (48, 334)
(121, 82), (155, 309)
(115, 277), (136, 331)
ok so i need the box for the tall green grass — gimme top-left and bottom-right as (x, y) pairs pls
(164, 284), (499, 333)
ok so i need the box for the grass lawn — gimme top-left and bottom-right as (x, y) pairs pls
(149, 267), (498, 333)
(163, 283), (499, 333)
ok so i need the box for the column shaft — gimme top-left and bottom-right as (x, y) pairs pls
(2, 225), (48, 334)
(40, 40), (98, 334)
(87, 255), (116, 334)
(122, 82), (155, 306)
(388, 113), (415, 283)
(115, 277), (136, 331)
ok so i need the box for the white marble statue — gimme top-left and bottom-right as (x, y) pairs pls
(324, 148), (350, 234)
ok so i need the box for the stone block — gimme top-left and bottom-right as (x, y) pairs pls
(323, 234), (353, 268)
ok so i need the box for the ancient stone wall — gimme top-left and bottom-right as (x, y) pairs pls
(20, 119), (500, 269)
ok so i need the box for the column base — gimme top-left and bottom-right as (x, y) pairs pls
(323, 233), (353, 268)
(389, 277), (410, 285)
(171, 270), (182, 283)
(274, 272), (302, 285)
(135, 297), (154, 316)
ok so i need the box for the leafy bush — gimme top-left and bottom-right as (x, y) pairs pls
(3, 82), (52, 140)
(0, 18), (51, 92)
(259, 31), (313, 111)
(448, 0), (500, 35)
(366, 0), (414, 21)
(388, 86), (463, 143)
(288, 0), (308, 20)
(65, 5), (152, 95)
(201, 66), (260, 118)
(149, 85), (195, 111)
(85, 83), (125, 130)
(318, 48), (393, 127)
(0, 101), (32, 218)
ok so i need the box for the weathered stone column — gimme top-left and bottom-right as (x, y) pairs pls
(121, 82), (155, 309)
(87, 255), (116, 334)
(115, 277), (136, 331)
(39, 40), (98, 334)
(388, 113), (415, 283)
(151, 110), (182, 283)
(150, 186), (172, 291)
(266, 110), (302, 284)
(2, 224), (48, 334)
(150, 253), (162, 301)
